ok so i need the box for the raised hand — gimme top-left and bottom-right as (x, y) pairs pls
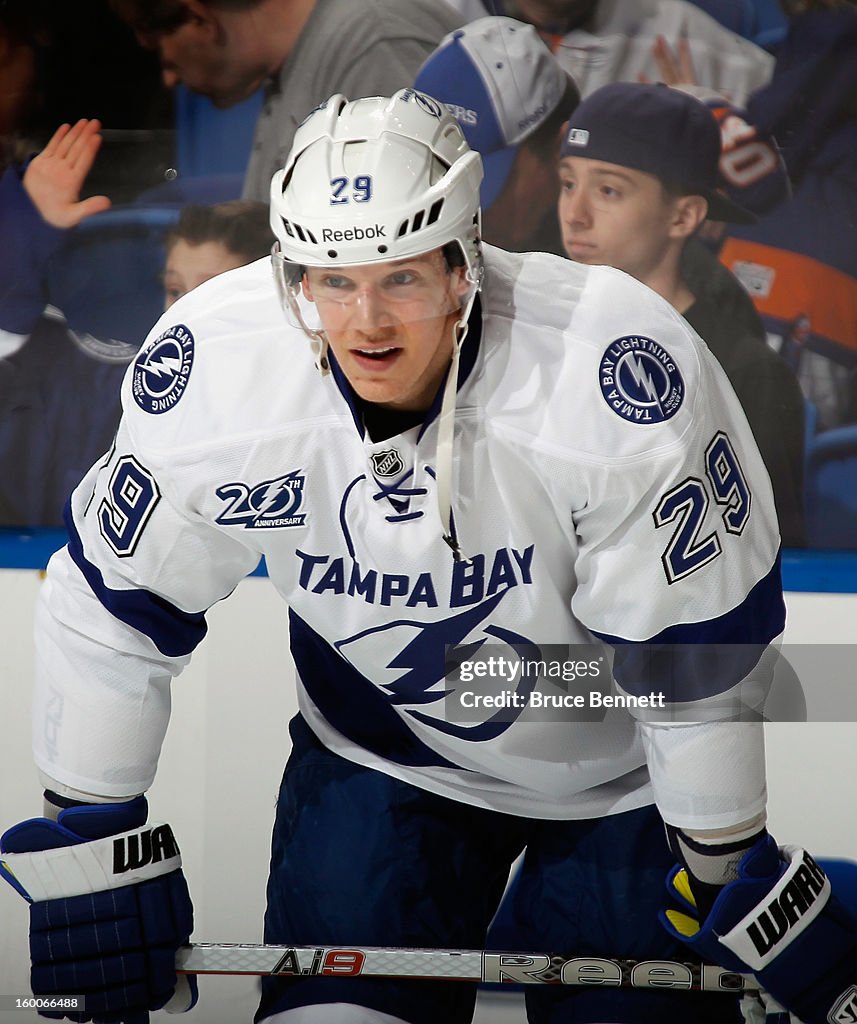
(641, 33), (700, 87)
(23, 118), (112, 229)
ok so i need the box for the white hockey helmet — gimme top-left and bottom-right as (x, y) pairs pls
(270, 89), (484, 289)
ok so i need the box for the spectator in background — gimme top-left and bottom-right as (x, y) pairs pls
(1, 119), (113, 357)
(0, 117), (274, 526)
(558, 82), (806, 545)
(109, 0), (465, 202)
(2, 1), (175, 209)
(644, 32), (792, 224)
(0, 0), (51, 144)
(441, 0), (774, 104)
(414, 16), (580, 254)
(714, 0), (857, 431)
(163, 200), (273, 307)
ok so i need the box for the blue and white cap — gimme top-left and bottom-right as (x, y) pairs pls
(415, 17), (574, 210)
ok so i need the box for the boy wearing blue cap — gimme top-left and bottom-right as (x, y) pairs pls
(558, 81), (806, 547)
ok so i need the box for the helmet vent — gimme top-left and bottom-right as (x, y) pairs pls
(426, 199), (444, 225)
(396, 198), (445, 239)
(289, 222), (317, 245)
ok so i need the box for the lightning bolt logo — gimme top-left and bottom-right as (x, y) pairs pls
(132, 325), (195, 415)
(143, 354), (183, 379)
(250, 476), (301, 522)
(624, 353), (664, 414)
(335, 590), (541, 741)
(598, 335), (685, 425)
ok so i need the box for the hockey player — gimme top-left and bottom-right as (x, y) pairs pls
(2, 90), (856, 1024)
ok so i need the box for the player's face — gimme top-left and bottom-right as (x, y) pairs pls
(163, 239), (247, 309)
(302, 250), (470, 412)
(557, 157), (680, 284)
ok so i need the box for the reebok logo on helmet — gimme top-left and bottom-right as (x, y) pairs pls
(321, 224), (387, 243)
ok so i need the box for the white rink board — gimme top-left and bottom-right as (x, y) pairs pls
(1, 570), (855, 1024)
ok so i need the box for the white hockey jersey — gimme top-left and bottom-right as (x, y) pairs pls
(33, 245), (784, 828)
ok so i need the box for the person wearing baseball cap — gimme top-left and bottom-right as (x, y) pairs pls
(415, 16), (579, 253)
(558, 80), (806, 547)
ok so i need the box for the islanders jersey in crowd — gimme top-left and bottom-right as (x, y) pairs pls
(718, 6), (857, 432)
(33, 246), (785, 830)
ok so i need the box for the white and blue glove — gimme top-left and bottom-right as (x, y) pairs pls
(662, 834), (857, 1024)
(1, 796), (196, 1023)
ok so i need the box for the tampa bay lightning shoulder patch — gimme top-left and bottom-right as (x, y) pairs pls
(132, 324), (195, 414)
(599, 335), (684, 424)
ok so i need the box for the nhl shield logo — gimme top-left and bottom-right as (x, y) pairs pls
(371, 448), (404, 478)
(830, 986), (857, 1024)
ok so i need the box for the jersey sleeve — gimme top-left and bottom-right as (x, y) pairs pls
(33, 412), (261, 800)
(565, 275), (786, 829)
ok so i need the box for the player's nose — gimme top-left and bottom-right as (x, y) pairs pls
(350, 286), (393, 332)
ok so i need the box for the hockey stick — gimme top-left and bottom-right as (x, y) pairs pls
(177, 943), (759, 993)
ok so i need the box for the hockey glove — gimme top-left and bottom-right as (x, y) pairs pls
(0, 796), (196, 1023)
(661, 835), (857, 1024)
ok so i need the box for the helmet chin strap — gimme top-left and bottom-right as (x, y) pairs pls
(305, 326), (331, 375)
(436, 283), (479, 563)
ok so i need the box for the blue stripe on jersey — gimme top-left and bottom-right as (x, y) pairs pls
(289, 609), (462, 770)
(64, 504), (208, 658)
(591, 550), (786, 702)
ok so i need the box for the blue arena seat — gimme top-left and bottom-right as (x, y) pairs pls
(45, 206), (180, 351)
(804, 425), (857, 549)
(174, 84), (263, 179)
(132, 85), (264, 207)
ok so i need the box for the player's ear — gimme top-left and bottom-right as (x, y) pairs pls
(448, 262), (471, 302)
(669, 195), (709, 240)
